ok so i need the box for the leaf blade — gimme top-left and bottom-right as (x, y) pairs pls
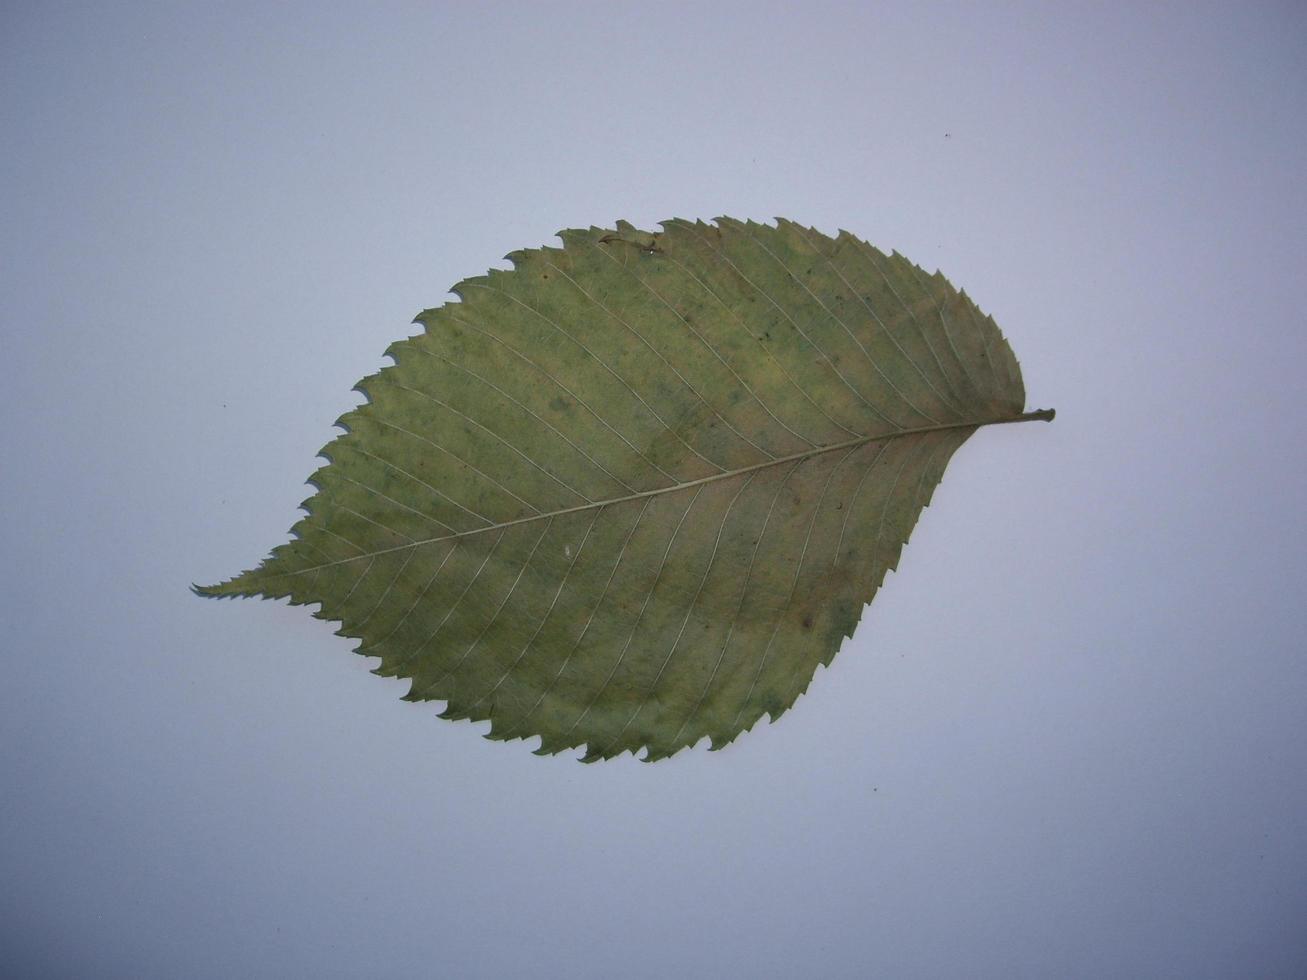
(199, 218), (1048, 761)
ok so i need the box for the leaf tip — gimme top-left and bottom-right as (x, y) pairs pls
(191, 577), (248, 599)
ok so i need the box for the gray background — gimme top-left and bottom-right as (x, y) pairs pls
(3, 2), (1305, 977)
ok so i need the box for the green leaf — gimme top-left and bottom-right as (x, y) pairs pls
(198, 217), (1052, 762)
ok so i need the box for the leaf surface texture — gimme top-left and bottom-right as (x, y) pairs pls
(200, 218), (1041, 761)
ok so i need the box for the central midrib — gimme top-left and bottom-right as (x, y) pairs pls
(282, 409), (1055, 575)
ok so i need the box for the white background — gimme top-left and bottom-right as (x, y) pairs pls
(4, 3), (1305, 977)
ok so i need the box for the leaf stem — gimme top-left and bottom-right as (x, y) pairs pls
(997, 408), (1056, 424)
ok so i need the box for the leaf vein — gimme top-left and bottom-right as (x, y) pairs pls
(498, 498), (652, 744)
(607, 472), (760, 756)
(434, 312), (658, 489)
(656, 240), (860, 440)
(591, 241), (816, 452)
(854, 246), (969, 408)
(548, 256), (776, 464)
(250, 415), (1033, 581)
(566, 486), (705, 754)
(467, 282), (725, 478)
(688, 222), (899, 430)
(415, 518), (556, 701)
(744, 223), (937, 426)
(470, 509), (604, 713)
(669, 460), (800, 748)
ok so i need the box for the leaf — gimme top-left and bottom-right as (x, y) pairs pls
(198, 217), (1052, 762)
